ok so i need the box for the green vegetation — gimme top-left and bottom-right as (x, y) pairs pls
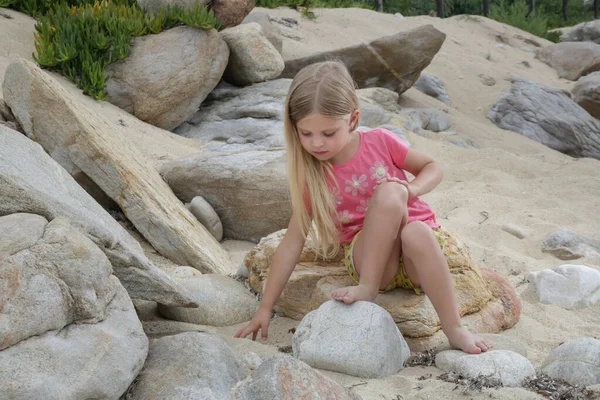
(1, 0), (218, 99)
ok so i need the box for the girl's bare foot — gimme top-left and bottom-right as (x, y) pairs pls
(444, 325), (490, 354)
(330, 284), (378, 304)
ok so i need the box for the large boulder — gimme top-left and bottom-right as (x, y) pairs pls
(244, 227), (521, 351)
(221, 22), (284, 86)
(541, 338), (600, 387)
(536, 42), (600, 81)
(281, 25), (446, 95)
(161, 149), (290, 242)
(573, 71), (600, 119)
(3, 59), (233, 275)
(560, 19), (600, 44)
(541, 229), (600, 260)
(174, 79), (289, 152)
(243, 12), (283, 54)
(211, 0), (255, 29)
(0, 236), (148, 399)
(528, 264), (600, 309)
(136, 0), (209, 14)
(413, 74), (451, 105)
(232, 355), (362, 400)
(129, 332), (245, 399)
(488, 77), (600, 160)
(106, 26), (229, 130)
(293, 301), (411, 378)
(0, 124), (196, 306)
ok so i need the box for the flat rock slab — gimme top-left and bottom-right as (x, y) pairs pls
(528, 264), (600, 309)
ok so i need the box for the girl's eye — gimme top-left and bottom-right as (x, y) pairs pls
(300, 131), (311, 137)
(324, 131), (337, 137)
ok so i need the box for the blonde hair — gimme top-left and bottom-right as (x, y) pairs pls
(284, 61), (359, 259)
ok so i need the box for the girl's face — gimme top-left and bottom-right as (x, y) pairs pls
(296, 111), (359, 164)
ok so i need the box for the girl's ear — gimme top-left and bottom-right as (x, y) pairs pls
(350, 110), (360, 131)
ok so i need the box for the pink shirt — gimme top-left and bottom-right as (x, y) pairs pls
(330, 128), (439, 243)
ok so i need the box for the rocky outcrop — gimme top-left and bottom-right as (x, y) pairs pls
(281, 25), (446, 95)
(3, 60), (233, 275)
(573, 71), (600, 119)
(536, 42), (600, 81)
(106, 26), (229, 130)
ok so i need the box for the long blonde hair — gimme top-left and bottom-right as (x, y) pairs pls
(284, 61), (359, 259)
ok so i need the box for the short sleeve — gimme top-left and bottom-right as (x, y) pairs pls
(379, 128), (410, 169)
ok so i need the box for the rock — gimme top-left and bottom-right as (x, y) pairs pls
(478, 73), (497, 86)
(161, 265), (203, 280)
(436, 350), (535, 387)
(560, 20), (600, 44)
(0, 98), (15, 122)
(137, 0), (209, 14)
(541, 338), (600, 387)
(221, 23), (284, 86)
(488, 77), (600, 160)
(0, 279), (148, 400)
(541, 229), (600, 260)
(0, 216), (115, 350)
(281, 25), (446, 96)
(414, 74), (451, 104)
(358, 102), (390, 127)
(174, 79), (289, 151)
(501, 223), (528, 239)
(293, 300), (410, 378)
(238, 352), (263, 373)
(4, 60), (233, 275)
(450, 137), (479, 148)
(157, 275), (259, 326)
(0, 125), (197, 307)
(186, 196), (223, 241)
(245, 227), (521, 351)
(399, 108), (451, 132)
(378, 124), (411, 146)
(0, 213), (46, 258)
(357, 87), (400, 112)
(573, 71), (600, 119)
(232, 355), (362, 400)
(527, 264), (600, 309)
(161, 149), (290, 242)
(536, 42), (600, 81)
(243, 12), (283, 54)
(106, 26), (229, 130)
(211, 0), (255, 29)
(129, 332), (244, 399)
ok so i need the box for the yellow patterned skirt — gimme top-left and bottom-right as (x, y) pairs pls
(342, 227), (447, 295)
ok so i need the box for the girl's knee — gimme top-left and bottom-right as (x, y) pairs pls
(401, 222), (435, 253)
(371, 182), (408, 212)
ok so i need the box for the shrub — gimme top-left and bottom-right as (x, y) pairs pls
(490, 0), (555, 40)
(25, 0), (218, 100)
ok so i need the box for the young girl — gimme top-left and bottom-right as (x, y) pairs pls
(235, 61), (489, 355)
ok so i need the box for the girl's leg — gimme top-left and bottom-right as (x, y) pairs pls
(401, 221), (489, 354)
(331, 182), (408, 303)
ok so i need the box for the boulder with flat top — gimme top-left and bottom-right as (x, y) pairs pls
(244, 226), (521, 351)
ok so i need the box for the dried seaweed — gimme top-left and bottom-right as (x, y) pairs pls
(406, 350), (436, 367)
(438, 371), (503, 393)
(523, 374), (595, 400)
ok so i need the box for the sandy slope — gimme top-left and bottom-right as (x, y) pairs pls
(1, 6), (599, 399)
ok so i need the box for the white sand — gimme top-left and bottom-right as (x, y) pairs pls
(2, 6), (599, 399)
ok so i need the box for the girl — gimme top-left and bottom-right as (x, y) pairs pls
(235, 61), (489, 355)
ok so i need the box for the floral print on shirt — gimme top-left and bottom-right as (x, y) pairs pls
(370, 161), (389, 181)
(345, 174), (368, 196)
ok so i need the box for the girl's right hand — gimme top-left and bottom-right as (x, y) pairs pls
(234, 307), (272, 342)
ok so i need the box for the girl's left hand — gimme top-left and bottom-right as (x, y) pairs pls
(375, 177), (418, 199)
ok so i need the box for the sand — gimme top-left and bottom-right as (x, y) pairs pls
(2, 6), (599, 399)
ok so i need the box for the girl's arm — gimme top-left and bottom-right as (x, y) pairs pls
(234, 214), (306, 341)
(401, 147), (444, 198)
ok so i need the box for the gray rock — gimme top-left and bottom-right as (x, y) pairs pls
(4, 59), (233, 276)
(282, 25), (446, 96)
(502, 223), (528, 239)
(450, 137), (479, 148)
(157, 275), (259, 326)
(527, 264), (600, 309)
(174, 79), (289, 152)
(0, 98), (15, 123)
(357, 87), (400, 112)
(1, 216), (115, 351)
(293, 300), (410, 379)
(130, 332), (244, 399)
(379, 124), (411, 146)
(0, 279), (148, 400)
(187, 196), (223, 241)
(160, 149), (290, 242)
(541, 338), (600, 387)
(536, 42), (600, 81)
(243, 12), (283, 54)
(0, 124), (197, 307)
(478, 73), (497, 86)
(541, 229), (600, 260)
(358, 102), (390, 127)
(414, 74), (451, 104)
(488, 77), (600, 160)
(436, 350), (535, 387)
(232, 355), (362, 400)
(561, 19), (600, 44)
(161, 265), (203, 280)
(399, 108), (451, 132)
(238, 351), (263, 373)
(0, 213), (47, 258)
(573, 71), (600, 119)
(221, 23), (284, 86)
(106, 26), (229, 130)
